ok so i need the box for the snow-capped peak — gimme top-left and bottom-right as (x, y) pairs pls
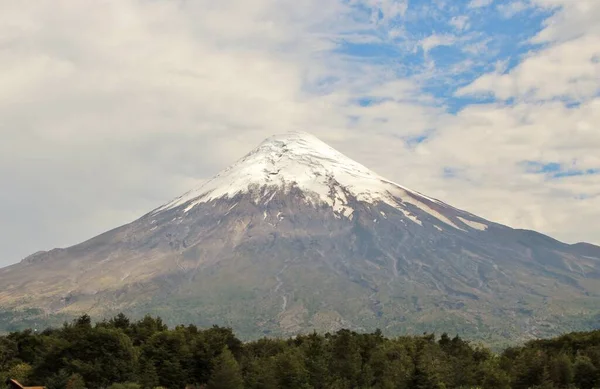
(153, 131), (481, 231)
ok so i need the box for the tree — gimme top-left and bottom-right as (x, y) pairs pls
(242, 358), (277, 389)
(302, 332), (330, 389)
(549, 354), (573, 388)
(573, 355), (597, 389)
(140, 330), (190, 388)
(0, 337), (17, 372)
(136, 359), (159, 389)
(369, 342), (413, 389)
(7, 363), (33, 385)
(106, 383), (141, 389)
(329, 330), (363, 387)
(273, 349), (310, 389)
(45, 369), (72, 389)
(66, 373), (86, 389)
(7, 329), (45, 366)
(206, 347), (244, 389)
(129, 316), (168, 346)
(75, 315), (92, 329)
(411, 364), (444, 389)
(411, 338), (448, 389)
(512, 349), (547, 389)
(190, 326), (243, 385)
(65, 327), (137, 388)
(482, 368), (511, 389)
(108, 313), (131, 331)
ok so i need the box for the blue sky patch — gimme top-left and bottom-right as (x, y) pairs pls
(522, 161), (600, 179)
(337, 0), (557, 112)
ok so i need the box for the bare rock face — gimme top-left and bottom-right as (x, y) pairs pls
(1, 132), (599, 345)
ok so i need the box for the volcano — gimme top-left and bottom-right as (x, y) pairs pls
(1, 131), (599, 345)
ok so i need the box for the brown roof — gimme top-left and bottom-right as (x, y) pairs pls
(6, 379), (45, 389)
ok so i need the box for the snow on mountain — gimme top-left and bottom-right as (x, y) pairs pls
(154, 131), (480, 231)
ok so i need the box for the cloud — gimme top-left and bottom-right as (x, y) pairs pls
(444, 0), (600, 241)
(0, 0), (425, 265)
(420, 33), (458, 53)
(408, 99), (600, 241)
(468, 0), (493, 9)
(0, 0), (599, 266)
(497, 1), (531, 18)
(355, 0), (409, 24)
(456, 35), (600, 102)
(457, 0), (600, 103)
(531, 0), (600, 43)
(449, 15), (470, 31)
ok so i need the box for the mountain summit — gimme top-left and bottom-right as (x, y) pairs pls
(156, 131), (474, 231)
(1, 132), (599, 344)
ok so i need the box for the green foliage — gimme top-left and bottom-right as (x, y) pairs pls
(7, 362), (32, 385)
(140, 330), (190, 389)
(106, 383), (141, 389)
(1, 313), (600, 389)
(45, 369), (71, 389)
(0, 337), (18, 371)
(66, 373), (86, 389)
(549, 354), (573, 388)
(136, 359), (159, 389)
(272, 348), (310, 389)
(572, 356), (597, 389)
(206, 347), (244, 389)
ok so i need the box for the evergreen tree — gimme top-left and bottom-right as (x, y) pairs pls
(106, 383), (141, 389)
(206, 347), (244, 389)
(0, 337), (17, 371)
(141, 330), (190, 389)
(573, 355), (598, 389)
(273, 349), (310, 389)
(241, 358), (277, 389)
(369, 342), (413, 389)
(482, 367), (511, 389)
(513, 349), (547, 389)
(129, 316), (168, 346)
(136, 359), (159, 389)
(45, 369), (71, 389)
(329, 330), (362, 387)
(109, 313), (131, 331)
(549, 354), (573, 388)
(302, 332), (329, 389)
(411, 364), (443, 389)
(65, 373), (86, 389)
(1, 313), (600, 389)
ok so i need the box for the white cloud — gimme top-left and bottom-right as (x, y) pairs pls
(420, 33), (458, 53)
(468, 0), (493, 9)
(355, 0), (409, 24)
(0, 0), (599, 267)
(447, 0), (600, 242)
(497, 1), (531, 18)
(0, 0), (422, 265)
(449, 15), (470, 31)
(403, 99), (600, 243)
(458, 0), (600, 103)
(531, 0), (600, 43)
(457, 35), (600, 102)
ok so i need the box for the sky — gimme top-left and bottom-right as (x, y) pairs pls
(0, 0), (599, 266)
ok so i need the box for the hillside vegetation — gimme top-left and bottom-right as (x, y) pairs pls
(0, 314), (599, 389)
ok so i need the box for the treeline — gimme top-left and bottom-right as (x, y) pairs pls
(0, 314), (599, 389)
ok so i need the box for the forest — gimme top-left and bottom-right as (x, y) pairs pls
(0, 314), (599, 389)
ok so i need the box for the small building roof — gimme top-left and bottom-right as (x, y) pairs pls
(6, 379), (45, 389)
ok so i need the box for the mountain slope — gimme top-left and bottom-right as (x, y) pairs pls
(1, 132), (599, 345)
